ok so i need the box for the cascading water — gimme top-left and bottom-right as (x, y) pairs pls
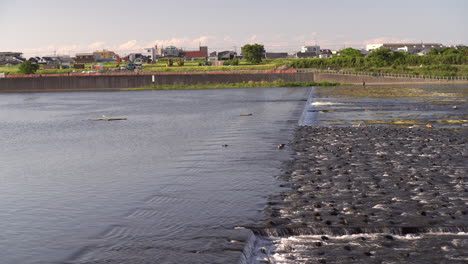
(240, 85), (468, 264)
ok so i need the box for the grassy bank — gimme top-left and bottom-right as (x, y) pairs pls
(0, 63), (277, 75)
(122, 80), (339, 91)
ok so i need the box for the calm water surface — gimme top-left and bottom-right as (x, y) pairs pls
(0, 87), (309, 264)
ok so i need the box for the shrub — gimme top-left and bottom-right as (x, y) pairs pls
(18, 61), (39, 74)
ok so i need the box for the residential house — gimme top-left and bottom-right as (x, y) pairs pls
(365, 43), (444, 54)
(75, 53), (95, 63)
(301, 45), (321, 53)
(38, 57), (57, 65)
(295, 45), (321, 58)
(0, 52), (25, 65)
(184, 50), (208, 61)
(93, 50), (118, 62)
(218, 51), (237, 60)
(125, 53), (151, 63)
(295, 52), (318, 58)
(183, 46), (208, 61)
(28, 57), (40, 64)
(319, 49), (333, 58)
(164, 46), (180, 57)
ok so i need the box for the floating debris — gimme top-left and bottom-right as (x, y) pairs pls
(89, 118), (127, 121)
(240, 113), (253, 116)
(277, 144), (285, 149)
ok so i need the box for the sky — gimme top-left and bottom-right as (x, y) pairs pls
(0, 0), (467, 57)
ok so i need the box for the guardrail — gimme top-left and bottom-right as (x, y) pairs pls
(297, 68), (468, 80)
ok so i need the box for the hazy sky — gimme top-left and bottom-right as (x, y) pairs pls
(0, 0), (466, 57)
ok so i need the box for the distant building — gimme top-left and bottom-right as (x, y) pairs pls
(207, 51), (218, 62)
(301, 45), (320, 53)
(184, 50), (208, 61)
(163, 46), (180, 57)
(218, 51), (237, 60)
(365, 43), (444, 54)
(38, 57), (57, 65)
(183, 46), (208, 61)
(295, 45), (321, 58)
(93, 50), (118, 62)
(319, 49), (333, 58)
(75, 53), (95, 63)
(265, 52), (288, 59)
(0, 52), (25, 65)
(125, 53), (151, 63)
(28, 57), (40, 64)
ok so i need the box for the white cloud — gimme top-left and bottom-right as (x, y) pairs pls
(363, 37), (417, 45)
(118, 40), (139, 50)
(248, 35), (258, 42)
(88, 41), (106, 50)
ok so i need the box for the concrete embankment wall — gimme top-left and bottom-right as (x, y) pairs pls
(314, 72), (468, 85)
(0, 72), (315, 92)
(1, 72), (466, 92)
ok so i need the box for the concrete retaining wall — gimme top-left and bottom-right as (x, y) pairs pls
(1, 72), (466, 93)
(0, 72), (315, 92)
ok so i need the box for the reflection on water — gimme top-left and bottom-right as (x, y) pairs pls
(0, 87), (309, 264)
(301, 84), (468, 127)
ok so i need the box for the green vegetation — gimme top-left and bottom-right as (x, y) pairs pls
(349, 64), (468, 77)
(286, 47), (468, 76)
(223, 58), (240, 66)
(176, 59), (184, 66)
(123, 80), (339, 91)
(340, 48), (364, 57)
(241, 44), (265, 64)
(18, 61), (39, 74)
(140, 64), (275, 72)
(1, 46), (466, 77)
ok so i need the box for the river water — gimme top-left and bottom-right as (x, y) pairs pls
(0, 87), (309, 264)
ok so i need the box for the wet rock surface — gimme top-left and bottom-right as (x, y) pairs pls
(253, 127), (468, 263)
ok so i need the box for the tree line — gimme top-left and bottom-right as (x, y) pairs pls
(289, 47), (468, 69)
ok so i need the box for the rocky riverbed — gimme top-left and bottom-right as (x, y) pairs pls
(249, 126), (467, 264)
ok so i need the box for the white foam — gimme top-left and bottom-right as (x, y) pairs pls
(310, 102), (343, 106)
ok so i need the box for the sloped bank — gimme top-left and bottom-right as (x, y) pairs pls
(244, 126), (467, 263)
(0, 72), (316, 92)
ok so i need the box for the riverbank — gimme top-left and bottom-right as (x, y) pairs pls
(123, 81), (339, 91)
(250, 126), (468, 263)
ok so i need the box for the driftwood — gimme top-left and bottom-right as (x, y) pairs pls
(240, 113), (253, 116)
(89, 118), (127, 121)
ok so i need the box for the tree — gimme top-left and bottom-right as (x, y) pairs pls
(177, 58), (184, 66)
(340, 48), (363, 57)
(367, 48), (392, 67)
(241, 44), (265, 64)
(18, 61), (39, 74)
